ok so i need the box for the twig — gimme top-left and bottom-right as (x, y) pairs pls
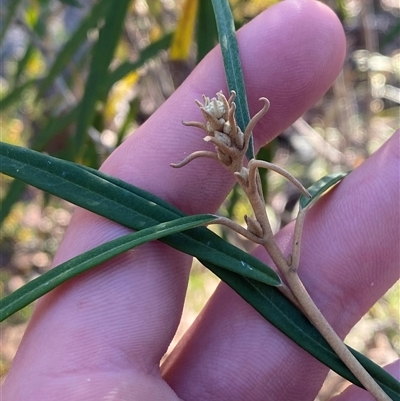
(171, 91), (391, 401)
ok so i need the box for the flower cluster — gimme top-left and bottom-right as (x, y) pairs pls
(169, 90), (388, 401)
(171, 91), (270, 174)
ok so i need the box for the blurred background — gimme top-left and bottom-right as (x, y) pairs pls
(0, 0), (399, 398)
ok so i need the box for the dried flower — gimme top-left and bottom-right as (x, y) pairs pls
(171, 91), (269, 174)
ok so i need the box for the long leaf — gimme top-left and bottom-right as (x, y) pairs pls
(0, 34), (172, 225)
(74, 0), (131, 151)
(0, 179), (26, 225)
(211, 0), (254, 160)
(1, 142), (399, 399)
(100, 33), (173, 99)
(34, 34), (172, 152)
(36, 0), (110, 99)
(196, 0), (218, 63)
(0, 142), (281, 287)
(0, 214), (216, 321)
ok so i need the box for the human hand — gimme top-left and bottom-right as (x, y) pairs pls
(3, 1), (399, 400)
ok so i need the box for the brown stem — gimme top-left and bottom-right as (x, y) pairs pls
(283, 270), (391, 401)
(214, 216), (264, 244)
(248, 159), (311, 198)
(174, 90), (389, 400)
(289, 206), (308, 269)
(237, 165), (390, 401)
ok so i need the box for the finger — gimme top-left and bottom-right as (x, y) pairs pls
(162, 130), (399, 401)
(3, 0), (346, 399)
(330, 361), (400, 401)
(102, 0), (345, 216)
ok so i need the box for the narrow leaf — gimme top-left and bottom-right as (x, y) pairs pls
(0, 142), (281, 287)
(0, 35), (172, 224)
(196, 0), (218, 62)
(211, 0), (254, 159)
(300, 172), (349, 209)
(74, 0), (131, 150)
(101, 33), (173, 98)
(1, 142), (399, 397)
(0, 179), (26, 226)
(37, 0), (109, 98)
(0, 214), (216, 321)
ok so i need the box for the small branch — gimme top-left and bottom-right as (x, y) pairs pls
(248, 159), (311, 198)
(238, 168), (294, 286)
(172, 90), (390, 400)
(241, 156), (389, 401)
(283, 270), (391, 401)
(277, 282), (302, 310)
(214, 216), (265, 244)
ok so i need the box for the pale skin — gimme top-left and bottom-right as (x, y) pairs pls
(2, 1), (399, 400)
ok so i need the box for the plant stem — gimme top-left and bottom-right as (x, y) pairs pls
(283, 269), (391, 401)
(173, 90), (392, 400)
(237, 167), (391, 401)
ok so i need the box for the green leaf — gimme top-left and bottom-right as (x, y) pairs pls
(13, 43), (35, 86)
(74, 0), (131, 151)
(34, 34), (172, 152)
(0, 34), (172, 225)
(100, 33), (173, 99)
(37, 0), (109, 99)
(1, 142), (399, 398)
(300, 172), (350, 209)
(0, 142), (281, 287)
(215, 267), (400, 401)
(0, 214), (216, 321)
(196, 0), (218, 62)
(211, 0), (254, 160)
(0, 179), (27, 226)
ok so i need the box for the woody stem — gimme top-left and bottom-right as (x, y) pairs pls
(233, 164), (390, 401)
